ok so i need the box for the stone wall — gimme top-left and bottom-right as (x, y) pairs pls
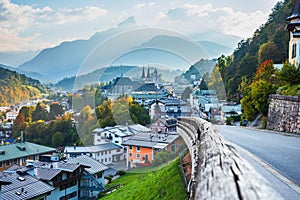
(267, 94), (300, 133)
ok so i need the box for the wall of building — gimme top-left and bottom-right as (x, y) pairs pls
(267, 94), (300, 133)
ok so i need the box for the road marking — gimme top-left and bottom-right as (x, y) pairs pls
(232, 143), (300, 195)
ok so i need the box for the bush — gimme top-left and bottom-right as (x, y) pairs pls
(105, 175), (113, 183)
(226, 117), (233, 125)
(117, 170), (126, 176)
(262, 116), (268, 129)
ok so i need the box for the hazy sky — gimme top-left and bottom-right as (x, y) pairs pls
(0, 0), (280, 53)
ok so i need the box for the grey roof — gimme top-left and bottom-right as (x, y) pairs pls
(113, 77), (133, 86)
(1, 172), (54, 200)
(54, 162), (80, 172)
(93, 124), (151, 137)
(134, 83), (159, 92)
(34, 168), (61, 181)
(67, 155), (109, 174)
(122, 132), (179, 149)
(0, 142), (56, 162)
(64, 143), (122, 154)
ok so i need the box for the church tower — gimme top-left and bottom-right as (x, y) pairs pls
(287, 0), (300, 66)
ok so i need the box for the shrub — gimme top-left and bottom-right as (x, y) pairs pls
(226, 117), (233, 125)
(117, 170), (126, 176)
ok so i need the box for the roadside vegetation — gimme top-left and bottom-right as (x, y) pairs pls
(100, 159), (188, 200)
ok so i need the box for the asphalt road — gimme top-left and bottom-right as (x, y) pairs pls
(215, 125), (300, 199)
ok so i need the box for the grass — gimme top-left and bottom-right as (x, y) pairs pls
(100, 159), (188, 200)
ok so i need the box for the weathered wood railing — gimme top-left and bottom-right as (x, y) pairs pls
(177, 117), (283, 200)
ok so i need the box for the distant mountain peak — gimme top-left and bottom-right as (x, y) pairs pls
(117, 16), (136, 29)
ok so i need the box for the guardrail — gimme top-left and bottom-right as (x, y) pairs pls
(177, 117), (283, 200)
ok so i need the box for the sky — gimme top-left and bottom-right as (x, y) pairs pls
(0, 0), (280, 54)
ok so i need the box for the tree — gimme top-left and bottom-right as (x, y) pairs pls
(32, 102), (49, 121)
(251, 80), (276, 116)
(258, 42), (281, 64)
(181, 87), (192, 100)
(52, 131), (64, 147)
(278, 62), (300, 85)
(49, 103), (64, 120)
(95, 100), (116, 128)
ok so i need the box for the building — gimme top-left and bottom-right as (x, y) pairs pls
(67, 155), (109, 199)
(150, 118), (177, 133)
(92, 124), (151, 146)
(287, 0), (300, 66)
(221, 104), (242, 122)
(2, 155), (108, 200)
(0, 135), (56, 171)
(5, 111), (18, 122)
(64, 143), (124, 165)
(148, 98), (181, 120)
(108, 76), (135, 99)
(0, 171), (54, 200)
(122, 132), (182, 168)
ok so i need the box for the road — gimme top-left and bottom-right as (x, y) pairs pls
(215, 125), (300, 199)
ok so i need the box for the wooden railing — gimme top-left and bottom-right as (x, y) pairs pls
(177, 117), (283, 200)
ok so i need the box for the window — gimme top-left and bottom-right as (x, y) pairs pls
(129, 153), (132, 157)
(292, 43), (297, 59)
(109, 157), (111, 161)
(115, 141), (119, 143)
(136, 146), (140, 152)
(109, 150), (111, 154)
(129, 146), (132, 151)
(0, 162), (2, 168)
(5, 160), (10, 166)
(13, 159), (18, 164)
(101, 159), (103, 162)
(137, 153), (140, 158)
(105, 158), (107, 162)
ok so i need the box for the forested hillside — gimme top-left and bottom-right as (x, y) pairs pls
(217, 0), (294, 100)
(0, 66), (47, 105)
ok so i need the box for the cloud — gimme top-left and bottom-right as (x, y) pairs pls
(155, 3), (269, 38)
(0, 0), (107, 52)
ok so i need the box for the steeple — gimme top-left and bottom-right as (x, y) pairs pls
(287, 0), (300, 66)
(147, 67), (151, 78)
(142, 67), (145, 78)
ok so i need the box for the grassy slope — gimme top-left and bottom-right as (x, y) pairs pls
(101, 159), (188, 200)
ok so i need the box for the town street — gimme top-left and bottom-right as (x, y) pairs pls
(215, 125), (300, 199)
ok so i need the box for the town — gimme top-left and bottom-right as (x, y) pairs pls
(0, 0), (300, 200)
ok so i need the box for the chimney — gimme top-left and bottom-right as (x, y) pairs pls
(21, 131), (25, 143)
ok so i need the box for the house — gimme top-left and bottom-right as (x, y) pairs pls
(209, 107), (222, 122)
(64, 143), (124, 165)
(108, 77), (135, 99)
(5, 111), (18, 122)
(122, 132), (183, 169)
(221, 104), (242, 122)
(0, 171), (54, 200)
(148, 98), (181, 120)
(0, 133), (56, 171)
(3, 155), (108, 200)
(150, 118), (177, 133)
(67, 155), (109, 199)
(92, 124), (151, 146)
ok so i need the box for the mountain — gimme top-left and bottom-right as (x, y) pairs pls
(190, 30), (242, 48)
(198, 41), (233, 58)
(0, 65), (47, 106)
(0, 51), (38, 67)
(17, 17), (240, 83)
